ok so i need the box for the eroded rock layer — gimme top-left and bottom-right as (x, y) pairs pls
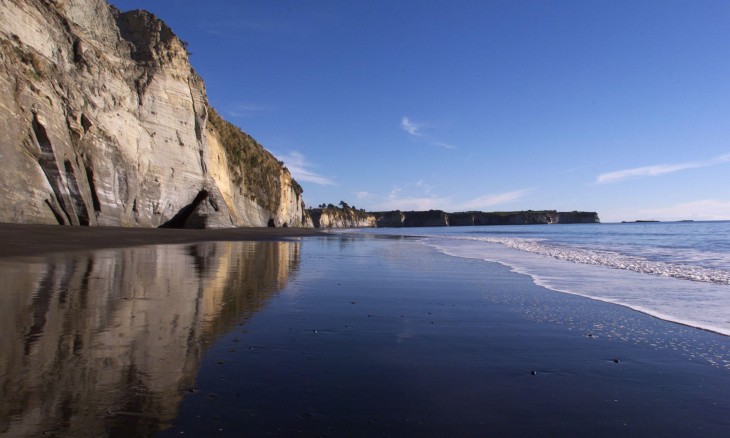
(0, 0), (311, 228)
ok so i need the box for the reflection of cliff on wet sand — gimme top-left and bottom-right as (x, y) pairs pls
(0, 241), (299, 437)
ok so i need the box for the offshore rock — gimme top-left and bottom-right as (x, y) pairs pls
(0, 0), (311, 228)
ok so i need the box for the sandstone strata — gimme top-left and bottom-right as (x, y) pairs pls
(0, 0), (311, 228)
(309, 206), (376, 228)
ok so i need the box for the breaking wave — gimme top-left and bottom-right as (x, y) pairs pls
(459, 236), (730, 285)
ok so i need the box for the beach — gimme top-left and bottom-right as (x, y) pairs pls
(0, 223), (325, 258)
(1, 226), (729, 436)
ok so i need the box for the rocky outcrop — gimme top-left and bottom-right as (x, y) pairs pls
(452, 210), (600, 225)
(551, 211), (600, 224)
(0, 0), (311, 228)
(309, 207), (376, 228)
(402, 210), (450, 227)
(309, 207), (599, 228)
(375, 210), (406, 227)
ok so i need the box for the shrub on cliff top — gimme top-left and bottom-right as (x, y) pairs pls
(208, 108), (303, 213)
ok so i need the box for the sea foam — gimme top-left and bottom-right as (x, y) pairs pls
(459, 236), (730, 285)
(426, 236), (730, 337)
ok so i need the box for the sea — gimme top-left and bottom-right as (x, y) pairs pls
(339, 221), (730, 337)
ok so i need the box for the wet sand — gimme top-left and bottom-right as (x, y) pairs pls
(0, 223), (324, 258)
(2, 231), (730, 436)
(162, 235), (730, 436)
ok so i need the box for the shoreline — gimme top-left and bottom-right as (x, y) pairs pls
(165, 236), (730, 435)
(3, 231), (730, 435)
(0, 223), (326, 258)
(422, 233), (730, 338)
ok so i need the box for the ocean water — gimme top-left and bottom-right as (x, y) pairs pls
(340, 221), (730, 336)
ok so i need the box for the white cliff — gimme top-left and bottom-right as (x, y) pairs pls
(309, 206), (377, 228)
(0, 0), (311, 228)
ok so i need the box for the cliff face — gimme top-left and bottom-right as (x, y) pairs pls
(551, 211), (600, 224)
(309, 207), (376, 228)
(309, 208), (599, 228)
(0, 0), (310, 228)
(402, 210), (449, 227)
(375, 210), (405, 227)
(450, 210), (600, 226)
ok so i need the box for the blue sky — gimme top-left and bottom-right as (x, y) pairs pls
(109, 0), (730, 222)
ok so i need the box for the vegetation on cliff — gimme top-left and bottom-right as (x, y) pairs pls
(308, 202), (373, 228)
(308, 204), (599, 228)
(0, 0), (311, 228)
(208, 108), (303, 213)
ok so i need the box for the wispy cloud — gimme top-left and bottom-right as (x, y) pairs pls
(400, 116), (455, 149)
(596, 154), (730, 184)
(354, 191), (374, 199)
(371, 184), (450, 211)
(456, 188), (534, 211)
(400, 117), (423, 137)
(636, 199), (730, 221)
(432, 141), (456, 150)
(415, 179), (435, 195)
(223, 102), (274, 118)
(377, 195), (452, 211)
(369, 183), (533, 212)
(278, 151), (335, 186)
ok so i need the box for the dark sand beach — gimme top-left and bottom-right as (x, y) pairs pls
(0, 223), (324, 258)
(1, 227), (730, 436)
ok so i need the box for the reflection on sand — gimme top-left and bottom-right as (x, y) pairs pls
(0, 241), (299, 436)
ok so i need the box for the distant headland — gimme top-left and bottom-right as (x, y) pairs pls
(308, 203), (599, 228)
(0, 1), (599, 232)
